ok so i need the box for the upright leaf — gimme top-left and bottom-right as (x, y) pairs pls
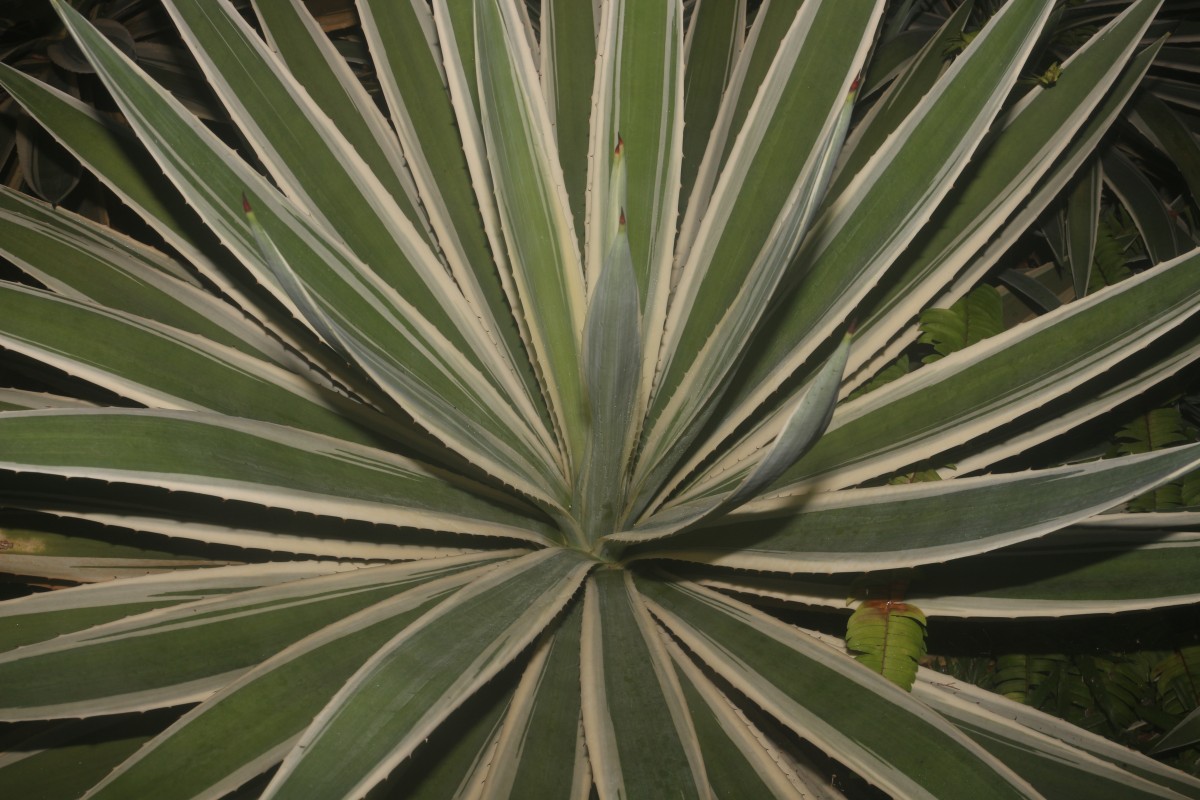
(475, 0), (589, 468)
(707, 0), (1059, 458)
(580, 214), (642, 542)
(584, 0), (684, 411)
(541, 0), (596, 240)
(635, 0), (881, 505)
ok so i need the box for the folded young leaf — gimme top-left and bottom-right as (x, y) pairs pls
(637, 0), (879, 501)
(584, 0), (683, 413)
(611, 334), (850, 544)
(580, 220), (642, 542)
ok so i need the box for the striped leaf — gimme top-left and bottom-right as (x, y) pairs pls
(0, 558), (496, 720)
(635, 0), (881, 503)
(481, 602), (590, 799)
(1, 2), (1197, 796)
(46, 1), (565, 503)
(82, 556), (495, 800)
(475, 0), (589, 468)
(0, 283), (414, 448)
(0, 409), (557, 545)
(773, 246), (1200, 494)
(916, 671), (1200, 800)
(580, 569), (711, 799)
(636, 576), (1040, 799)
(635, 444), (1200, 572)
(261, 548), (591, 799)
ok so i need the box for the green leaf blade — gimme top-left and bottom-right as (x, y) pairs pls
(637, 444), (1200, 572)
(84, 557), (491, 800)
(636, 577), (1039, 799)
(261, 548), (591, 800)
(475, 0), (588, 467)
(846, 601), (928, 691)
(581, 569), (711, 799)
(0, 409), (557, 545)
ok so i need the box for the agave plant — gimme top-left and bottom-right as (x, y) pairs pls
(3, 0), (1200, 797)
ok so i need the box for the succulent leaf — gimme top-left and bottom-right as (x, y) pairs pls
(0, 0), (1197, 796)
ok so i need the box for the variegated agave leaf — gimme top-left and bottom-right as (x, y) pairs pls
(1, 1), (1199, 798)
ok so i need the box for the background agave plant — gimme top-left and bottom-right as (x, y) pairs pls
(2, 0), (1200, 797)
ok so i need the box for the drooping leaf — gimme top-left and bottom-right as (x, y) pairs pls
(610, 334), (851, 544)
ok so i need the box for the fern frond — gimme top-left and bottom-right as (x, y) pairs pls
(846, 600), (928, 692)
